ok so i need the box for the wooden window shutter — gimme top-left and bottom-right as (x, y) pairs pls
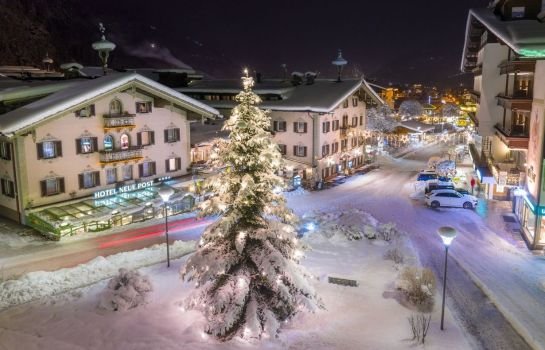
(176, 157), (181, 170)
(6, 143), (12, 160)
(165, 159), (170, 172)
(90, 104), (96, 116)
(150, 131), (155, 145)
(8, 181), (14, 197)
(175, 128), (180, 141)
(293, 145), (297, 155)
(273, 121), (278, 131)
(92, 137), (98, 152)
(137, 132), (142, 146)
(36, 143), (44, 160)
(164, 129), (168, 143)
(138, 164), (144, 177)
(78, 174), (84, 189)
(59, 178), (65, 193)
(40, 180), (47, 196)
(75, 139), (82, 154)
(148, 102), (152, 113)
(303, 123), (307, 133)
(151, 162), (156, 175)
(303, 147), (307, 157)
(293, 122), (297, 133)
(94, 171), (100, 186)
(55, 141), (62, 157)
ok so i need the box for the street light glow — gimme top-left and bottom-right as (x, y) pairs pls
(437, 226), (457, 246)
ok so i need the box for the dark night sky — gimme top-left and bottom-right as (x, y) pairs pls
(92, 0), (491, 87)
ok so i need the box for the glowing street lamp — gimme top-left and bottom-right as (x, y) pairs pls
(437, 226), (458, 331)
(158, 187), (175, 267)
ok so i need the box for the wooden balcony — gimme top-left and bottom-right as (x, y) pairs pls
(99, 146), (143, 165)
(496, 94), (532, 111)
(103, 113), (136, 131)
(494, 124), (529, 150)
(499, 60), (536, 75)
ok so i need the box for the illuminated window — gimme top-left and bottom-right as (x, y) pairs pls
(104, 135), (114, 151)
(120, 134), (130, 150)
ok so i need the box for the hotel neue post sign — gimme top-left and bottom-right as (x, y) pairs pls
(93, 180), (155, 199)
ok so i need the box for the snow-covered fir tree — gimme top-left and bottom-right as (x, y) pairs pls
(366, 105), (397, 133)
(399, 100), (423, 119)
(181, 72), (319, 340)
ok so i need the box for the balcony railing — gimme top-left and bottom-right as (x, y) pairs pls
(103, 113), (136, 130)
(499, 60), (536, 75)
(494, 123), (529, 150)
(99, 146), (143, 164)
(496, 93), (532, 110)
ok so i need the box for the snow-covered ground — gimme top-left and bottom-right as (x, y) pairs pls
(0, 208), (470, 349)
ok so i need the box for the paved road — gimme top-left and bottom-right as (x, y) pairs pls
(0, 217), (212, 279)
(288, 144), (532, 350)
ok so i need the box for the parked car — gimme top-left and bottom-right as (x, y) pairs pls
(426, 182), (455, 194)
(425, 189), (478, 209)
(417, 171), (438, 182)
(455, 188), (470, 195)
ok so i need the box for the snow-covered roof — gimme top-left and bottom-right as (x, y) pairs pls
(461, 8), (545, 72)
(179, 78), (384, 113)
(397, 120), (435, 133)
(0, 73), (219, 136)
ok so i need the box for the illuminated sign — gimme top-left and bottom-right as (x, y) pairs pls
(93, 180), (155, 199)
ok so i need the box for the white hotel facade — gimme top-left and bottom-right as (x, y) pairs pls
(181, 76), (383, 188)
(0, 73), (218, 239)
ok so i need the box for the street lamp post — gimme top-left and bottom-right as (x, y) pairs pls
(437, 226), (458, 331)
(158, 187), (175, 267)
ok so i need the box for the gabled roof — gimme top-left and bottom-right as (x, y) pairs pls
(179, 78), (384, 113)
(461, 7), (545, 72)
(0, 73), (219, 136)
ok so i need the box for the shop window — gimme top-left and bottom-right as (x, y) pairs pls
(106, 168), (117, 185)
(37, 141), (62, 159)
(278, 144), (287, 155)
(104, 135), (114, 151)
(273, 121), (287, 132)
(136, 101), (152, 113)
(139, 161), (156, 178)
(137, 131), (155, 146)
(293, 145), (307, 157)
(76, 137), (98, 154)
(0, 142), (12, 160)
(40, 177), (65, 196)
(120, 134), (130, 150)
(1, 178), (14, 198)
(79, 171), (100, 189)
(293, 122), (307, 133)
(122, 165), (133, 180)
(165, 157), (181, 172)
(164, 128), (181, 143)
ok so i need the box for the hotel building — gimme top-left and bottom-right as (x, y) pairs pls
(461, 0), (545, 248)
(0, 73), (218, 239)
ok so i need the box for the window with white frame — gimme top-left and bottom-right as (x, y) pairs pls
(79, 171), (100, 189)
(293, 121), (307, 133)
(164, 128), (181, 143)
(352, 116), (358, 127)
(332, 120), (340, 131)
(139, 161), (156, 177)
(37, 141), (62, 159)
(332, 142), (339, 153)
(1, 178), (14, 198)
(40, 177), (64, 196)
(122, 165), (133, 180)
(352, 97), (358, 107)
(166, 157), (181, 172)
(278, 144), (287, 155)
(76, 137), (98, 154)
(137, 131), (155, 146)
(293, 145), (307, 157)
(136, 101), (152, 113)
(322, 121), (330, 133)
(322, 144), (330, 156)
(343, 99), (349, 108)
(106, 168), (117, 184)
(341, 139), (348, 151)
(273, 121), (287, 132)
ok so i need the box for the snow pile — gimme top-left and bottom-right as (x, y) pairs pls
(301, 208), (379, 242)
(99, 268), (153, 311)
(436, 160), (456, 177)
(0, 240), (195, 310)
